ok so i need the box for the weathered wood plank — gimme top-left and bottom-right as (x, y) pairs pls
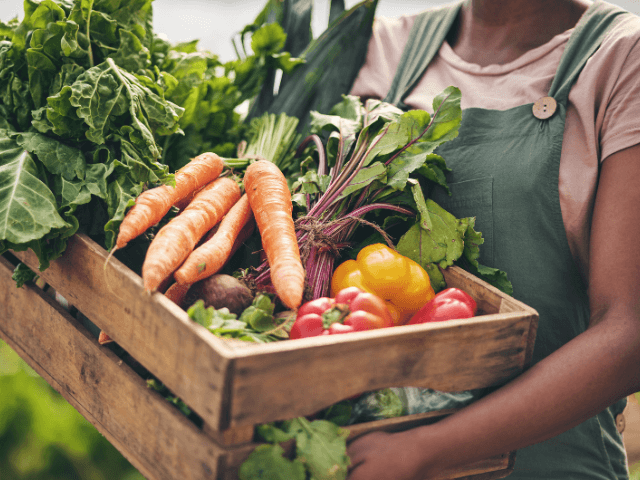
(223, 310), (535, 427)
(11, 234), (234, 431)
(0, 255), (253, 480)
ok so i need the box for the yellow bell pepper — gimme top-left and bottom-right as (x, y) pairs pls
(330, 243), (435, 326)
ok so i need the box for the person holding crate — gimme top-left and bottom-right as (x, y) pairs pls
(346, 0), (640, 478)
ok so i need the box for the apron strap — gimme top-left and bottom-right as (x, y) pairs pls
(383, 2), (462, 108)
(549, 0), (630, 103)
(385, 0), (630, 109)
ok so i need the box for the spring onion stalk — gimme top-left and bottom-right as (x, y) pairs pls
(222, 113), (302, 173)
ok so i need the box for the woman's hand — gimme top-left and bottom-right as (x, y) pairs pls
(347, 429), (440, 480)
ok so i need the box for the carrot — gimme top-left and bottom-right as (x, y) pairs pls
(174, 194), (254, 285)
(142, 177), (241, 292)
(243, 160), (304, 309)
(115, 152), (224, 249)
(98, 331), (113, 345)
(173, 184), (205, 211)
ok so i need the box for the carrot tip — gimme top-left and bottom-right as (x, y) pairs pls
(98, 331), (114, 345)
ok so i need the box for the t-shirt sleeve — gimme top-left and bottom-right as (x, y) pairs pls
(596, 16), (640, 161)
(349, 15), (416, 101)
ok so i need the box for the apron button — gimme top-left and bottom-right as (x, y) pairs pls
(532, 96), (557, 119)
(616, 413), (625, 434)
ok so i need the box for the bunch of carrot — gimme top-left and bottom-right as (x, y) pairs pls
(100, 153), (305, 344)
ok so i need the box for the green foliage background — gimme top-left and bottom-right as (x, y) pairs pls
(0, 340), (144, 480)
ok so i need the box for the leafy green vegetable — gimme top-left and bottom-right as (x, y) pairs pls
(0, 129), (70, 252)
(246, 417), (351, 480)
(145, 379), (192, 417)
(282, 88), (511, 294)
(187, 297), (289, 343)
(348, 388), (406, 423)
(253, 0), (378, 134)
(155, 17), (303, 171)
(239, 444), (306, 480)
(0, 0), (303, 273)
(290, 417), (350, 480)
(12, 262), (38, 288)
(396, 199), (469, 270)
(0, 0), (185, 269)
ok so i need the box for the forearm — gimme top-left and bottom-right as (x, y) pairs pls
(408, 305), (640, 476)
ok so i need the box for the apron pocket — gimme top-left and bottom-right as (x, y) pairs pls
(431, 176), (495, 266)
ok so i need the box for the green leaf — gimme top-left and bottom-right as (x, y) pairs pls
(289, 418), (350, 480)
(111, 28), (151, 73)
(396, 199), (468, 270)
(362, 109), (431, 166)
(251, 23), (287, 56)
(186, 300), (215, 327)
(52, 162), (111, 212)
(417, 154), (451, 194)
(329, 0), (347, 25)
(425, 86), (462, 144)
(63, 58), (183, 152)
(309, 96), (362, 162)
(281, 0), (313, 58)
(336, 161), (386, 200)
(256, 423), (295, 444)
(239, 444), (306, 480)
(252, 294), (276, 315)
(12, 262), (38, 288)
(259, 0), (378, 132)
(408, 179), (432, 231)
(239, 294), (278, 332)
(0, 129), (69, 245)
(457, 218), (513, 295)
(319, 401), (352, 427)
(103, 171), (142, 248)
(15, 132), (86, 181)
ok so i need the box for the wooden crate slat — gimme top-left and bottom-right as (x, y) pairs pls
(0, 256), (255, 480)
(11, 234), (234, 431)
(224, 311), (534, 427)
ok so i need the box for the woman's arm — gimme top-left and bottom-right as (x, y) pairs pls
(347, 143), (640, 480)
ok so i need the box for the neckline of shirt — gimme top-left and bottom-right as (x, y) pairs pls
(436, 28), (573, 75)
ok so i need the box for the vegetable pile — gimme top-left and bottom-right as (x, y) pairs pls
(0, 0), (298, 270)
(1, 1), (516, 479)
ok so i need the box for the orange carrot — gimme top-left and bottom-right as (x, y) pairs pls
(98, 331), (113, 345)
(173, 184), (205, 211)
(243, 160), (304, 309)
(116, 152), (224, 249)
(142, 177), (241, 292)
(174, 194), (254, 285)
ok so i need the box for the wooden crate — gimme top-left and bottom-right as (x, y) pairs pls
(1, 233), (538, 479)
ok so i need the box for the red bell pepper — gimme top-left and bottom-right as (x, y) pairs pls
(289, 288), (394, 339)
(408, 288), (477, 325)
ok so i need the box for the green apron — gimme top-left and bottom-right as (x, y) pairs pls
(384, 1), (631, 478)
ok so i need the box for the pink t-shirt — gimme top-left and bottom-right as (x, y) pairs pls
(350, 10), (640, 281)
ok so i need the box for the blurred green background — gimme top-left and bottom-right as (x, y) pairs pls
(0, 340), (144, 480)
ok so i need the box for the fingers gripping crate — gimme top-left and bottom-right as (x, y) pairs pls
(1, 233), (538, 479)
